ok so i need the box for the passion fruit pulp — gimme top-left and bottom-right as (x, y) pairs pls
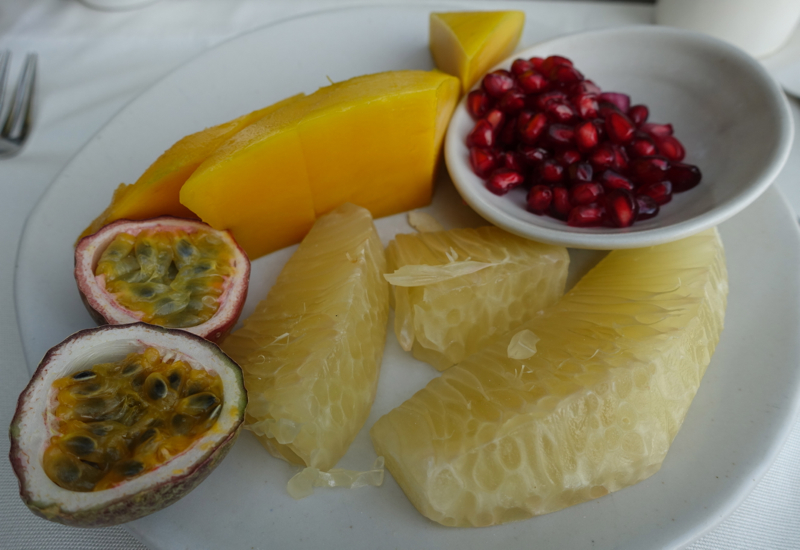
(75, 217), (250, 342)
(9, 323), (246, 527)
(44, 346), (224, 493)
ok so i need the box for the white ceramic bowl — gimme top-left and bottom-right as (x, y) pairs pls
(445, 25), (794, 249)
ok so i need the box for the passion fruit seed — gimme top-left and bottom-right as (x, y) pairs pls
(177, 392), (219, 416)
(122, 362), (141, 376)
(118, 460), (144, 478)
(139, 428), (157, 443)
(171, 413), (195, 436)
(44, 347), (223, 492)
(62, 434), (97, 456)
(69, 380), (103, 397)
(95, 228), (235, 329)
(144, 373), (169, 401)
(167, 370), (182, 390)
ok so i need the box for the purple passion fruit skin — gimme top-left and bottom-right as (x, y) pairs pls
(9, 323), (247, 528)
(74, 217), (250, 343)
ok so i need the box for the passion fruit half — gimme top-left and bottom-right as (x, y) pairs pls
(75, 217), (250, 342)
(9, 323), (247, 527)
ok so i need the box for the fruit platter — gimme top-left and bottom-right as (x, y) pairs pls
(10, 5), (800, 550)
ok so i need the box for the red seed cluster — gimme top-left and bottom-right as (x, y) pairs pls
(466, 55), (702, 228)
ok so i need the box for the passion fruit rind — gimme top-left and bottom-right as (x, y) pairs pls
(74, 217), (250, 343)
(9, 323), (247, 528)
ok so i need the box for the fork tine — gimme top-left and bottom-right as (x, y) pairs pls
(0, 51), (10, 119)
(2, 53), (37, 141)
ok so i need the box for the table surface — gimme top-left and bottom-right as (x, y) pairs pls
(1, 1), (798, 549)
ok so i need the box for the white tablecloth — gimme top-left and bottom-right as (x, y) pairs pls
(1, 1), (798, 549)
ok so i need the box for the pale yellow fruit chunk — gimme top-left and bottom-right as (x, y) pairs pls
(371, 229), (728, 527)
(430, 11), (525, 93)
(385, 227), (568, 371)
(222, 203), (389, 471)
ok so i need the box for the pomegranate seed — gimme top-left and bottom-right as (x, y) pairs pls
(534, 90), (568, 110)
(600, 170), (634, 192)
(519, 145), (549, 166)
(482, 70), (516, 99)
(641, 122), (674, 137)
(540, 159), (565, 183)
(611, 144), (629, 171)
(542, 55), (573, 76)
(518, 70), (550, 94)
(598, 103), (621, 120)
(635, 195), (659, 220)
(589, 144), (616, 170)
(547, 124), (574, 147)
(486, 169), (524, 195)
(668, 162), (702, 192)
(568, 80), (602, 96)
(592, 118), (606, 140)
(599, 92), (630, 113)
(544, 100), (577, 123)
(469, 147), (497, 178)
(628, 155), (670, 184)
(553, 65), (584, 84)
(511, 58), (535, 76)
(527, 185), (553, 214)
(605, 112), (636, 144)
(575, 121), (599, 151)
(484, 108), (505, 130)
(568, 203), (606, 227)
(498, 89), (526, 113)
(518, 112), (548, 144)
(529, 57), (545, 71)
(550, 185), (572, 220)
(637, 180), (673, 205)
(628, 104), (649, 127)
(466, 119), (495, 148)
(500, 151), (526, 173)
(556, 149), (582, 166)
(569, 162), (593, 183)
(498, 117), (518, 147)
(571, 181), (604, 205)
(573, 93), (599, 119)
(654, 135), (686, 161)
(628, 133), (658, 157)
(467, 90), (491, 119)
(605, 190), (638, 228)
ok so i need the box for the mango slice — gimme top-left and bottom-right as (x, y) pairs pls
(430, 11), (525, 93)
(180, 70), (460, 260)
(78, 94), (304, 241)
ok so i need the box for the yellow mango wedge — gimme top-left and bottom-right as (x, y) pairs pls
(180, 70), (460, 260)
(78, 94), (304, 241)
(430, 11), (525, 93)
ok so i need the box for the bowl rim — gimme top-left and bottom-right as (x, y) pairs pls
(444, 24), (795, 250)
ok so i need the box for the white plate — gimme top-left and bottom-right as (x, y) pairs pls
(14, 6), (800, 550)
(446, 26), (794, 250)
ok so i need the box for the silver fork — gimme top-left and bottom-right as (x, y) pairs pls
(0, 51), (37, 158)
